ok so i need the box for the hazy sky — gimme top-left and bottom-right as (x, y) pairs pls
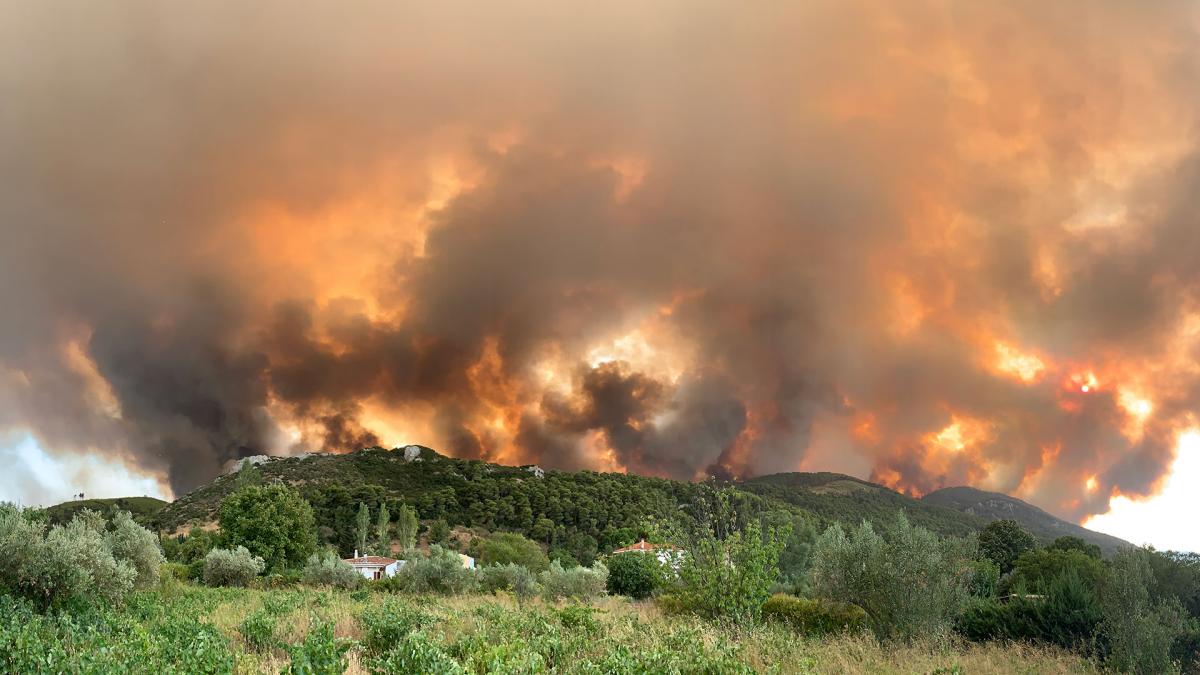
(3, 1), (1200, 549)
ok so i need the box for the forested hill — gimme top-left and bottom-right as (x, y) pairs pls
(921, 486), (1131, 556)
(75, 445), (1126, 557)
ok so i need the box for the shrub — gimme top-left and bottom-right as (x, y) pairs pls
(285, 616), (351, 675)
(106, 509), (165, 589)
(399, 545), (477, 595)
(606, 552), (663, 599)
(478, 563), (540, 600)
(761, 594), (867, 636)
(968, 559), (1000, 598)
(811, 516), (973, 641)
(302, 550), (360, 589)
(477, 532), (550, 573)
(676, 515), (787, 623)
(541, 560), (608, 601)
(367, 631), (464, 675)
(238, 609), (277, 652)
(202, 546), (265, 587)
(957, 569), (1102, 649)
(360, 597), (438, 655)
(161, 562), (190, 581)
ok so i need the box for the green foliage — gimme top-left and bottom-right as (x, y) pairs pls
(1003, 548), (1106, 596)
(0, 504), (140, 608)
(396, 503), (419, 551)
(675, 489), (788, 623)
(958, 569), (1102, 650)
(541, 560), (608, 601)
(977, 519), (1036, 574)
(476, 531), (550, 572)
(302, 550), (360, 589)
(202, 546), (265, 587)
(1047, 535), (1102, 559)
(605, 551), (663, 599)
(428, 519), (451, 545)
(1101, 548), (1185, 675)
(355, 502), (370, 556)
(238, 608), (277, 652)
(375, 501), (391, 555)
(399, 545), (477, 595)
(968, 559), (1000, 598)
(367, 631), (465, 675)
(107, 509), (165, 589)
(235, 459), (263, 490)
(360, 597), (438, 655)
(284, 615), (351, 675)
(811, 515), (973, 641)
(218, 484), (317, 571)
(478, 563), (540, 600)
(761, 594), (867, 636)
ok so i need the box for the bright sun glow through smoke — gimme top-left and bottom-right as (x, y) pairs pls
(1085, 430), (1200, 552)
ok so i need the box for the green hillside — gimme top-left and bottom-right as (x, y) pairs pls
(60, 445), (1126, 558)
(737, 472), (988, 538)
(921, 485), (1130, 555)
(44, 496), (168, 528)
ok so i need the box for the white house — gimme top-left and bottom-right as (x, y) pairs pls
(459, 553), (476, 569)
(344, 551), (400, 580)
(611, 539), (683, 569)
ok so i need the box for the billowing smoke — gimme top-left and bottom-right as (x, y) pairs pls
(2, 1), (1200, 521)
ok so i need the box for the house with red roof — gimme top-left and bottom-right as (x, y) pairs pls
(343, 551), (400, 580)
(611, 539), (683, 568)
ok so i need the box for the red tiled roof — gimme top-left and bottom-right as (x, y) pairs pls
(612, 539), (674, 554)
(343, 555), (398, 566)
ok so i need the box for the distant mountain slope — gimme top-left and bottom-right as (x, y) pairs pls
(922, 486), (1131, 556)
(739, 472), (987, 538)
(53, 445), (1128, 559)
(44, 496), (168, 528)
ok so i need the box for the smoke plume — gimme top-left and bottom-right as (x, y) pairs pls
(3, 1), (1200, 521)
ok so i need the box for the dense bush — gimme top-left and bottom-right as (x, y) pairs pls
(284, 615), (351, 675)
(811, 515), (973, 641)
(761, 594), (867, 636)
(475, 532), (550, 573)
(238, 608), (277, 652)
(360, 597), (438, 655)
(675, 500), (787, 622)
(1003, 548), (1106, 596)
(541, 560), (608, 601)
(478, 563), (540, 600)
(957, 569), (1102, 650)
(0, 504), (138, 608)
(399, 545), (477, 595)
(606, 551), (663, 599)
(302, 550), (360, 589)
(202, 546), (265, 587)
(367, 631), (464, 675)
(106, 509), (165, 589)
(218, 484), (317, 572)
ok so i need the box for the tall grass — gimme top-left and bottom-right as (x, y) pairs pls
(0, 585), (1098, 674)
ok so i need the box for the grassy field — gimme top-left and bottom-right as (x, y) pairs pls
(1, 580), (1099, 674)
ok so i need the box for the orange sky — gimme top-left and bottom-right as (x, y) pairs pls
(3, 1), (1200, 545)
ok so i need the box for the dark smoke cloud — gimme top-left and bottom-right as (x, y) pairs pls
(2, 0), (1200, 524)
